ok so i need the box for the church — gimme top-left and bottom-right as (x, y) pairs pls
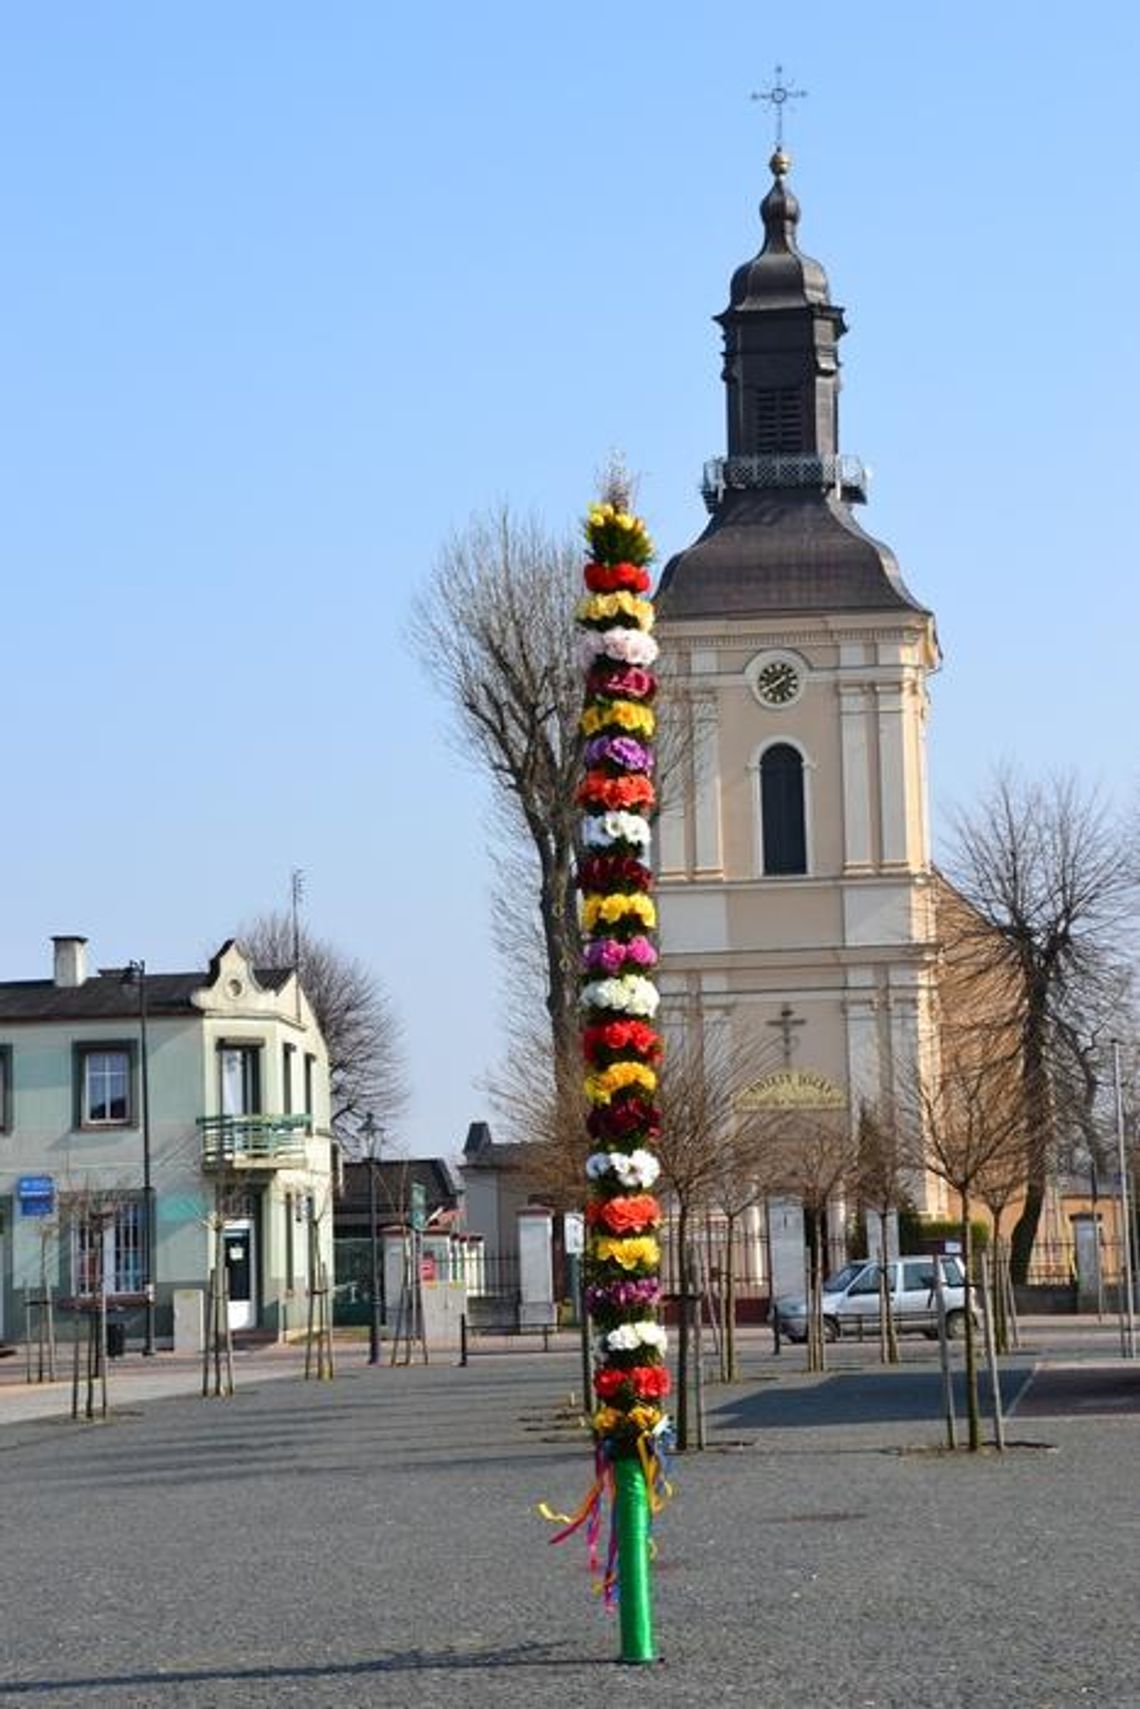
(655, 143), (948, 1293)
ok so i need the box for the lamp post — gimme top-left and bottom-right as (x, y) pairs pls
(361, 1113), (383, 1366)
(1111, 1040), (1136, 1359)
(123, 960), (156, 1356)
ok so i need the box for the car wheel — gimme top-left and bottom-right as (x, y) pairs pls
(823, 1316), (839, 1343)
(945, 1310), (967, 1340)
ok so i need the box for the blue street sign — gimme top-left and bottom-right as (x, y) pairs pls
(17, 1175), (54, 1216)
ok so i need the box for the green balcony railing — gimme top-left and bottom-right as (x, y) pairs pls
(198, 1113), (311, 1169)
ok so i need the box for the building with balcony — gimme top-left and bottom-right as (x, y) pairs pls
(0, 935), (334, 1346)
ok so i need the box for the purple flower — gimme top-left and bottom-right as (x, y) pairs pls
(583, 938), (627, 975)
(586, 1277), (662, 1313)
(583, 735), (654, 773)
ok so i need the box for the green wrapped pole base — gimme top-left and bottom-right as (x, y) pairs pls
(615, 1455), (656, 1663)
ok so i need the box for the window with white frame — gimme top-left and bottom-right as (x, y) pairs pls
(76, 1044), (133, 1127)
(72, 1201), (143, 1297)
(218, 1043), (262, 1116)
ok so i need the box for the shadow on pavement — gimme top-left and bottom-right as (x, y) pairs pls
(709, 1364), (1035, 1432)
(0, 1645), (614, 1698)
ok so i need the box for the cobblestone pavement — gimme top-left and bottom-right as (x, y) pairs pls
(0, 1325), (1137, 1707)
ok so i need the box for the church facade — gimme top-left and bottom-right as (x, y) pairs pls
(655, 148), (948, 1284)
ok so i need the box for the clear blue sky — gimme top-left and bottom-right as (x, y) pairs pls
(2, 4), (1137, 1156)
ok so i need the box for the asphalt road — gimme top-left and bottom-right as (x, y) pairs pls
(0, 1339), (1138, 1707)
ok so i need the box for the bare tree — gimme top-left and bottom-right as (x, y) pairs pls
(856, 1100), (910, 1364)
(410, 508), (584, 1105)
(944, 770), (1135, 1284)
(765, 1111), (859, 1373)
(906, 1040), (1024, 1450)
(238, 913), (406, 1144)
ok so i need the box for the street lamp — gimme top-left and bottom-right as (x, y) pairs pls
(123, 960), (156, 1356)
(360, 1113), (383, 1366)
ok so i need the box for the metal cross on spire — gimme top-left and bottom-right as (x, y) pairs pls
(750, 64), (807, 151)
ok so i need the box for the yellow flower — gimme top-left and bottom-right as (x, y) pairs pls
(583, 1061), (658, 1104)
(579, 700), (656, 738)
(592, 1235), (661, 1271)
(628, 1404), (664, 1433)
(576, 591), (655, 630)
(580, 893), (656, 931)
(593, 1405), (623, 1434)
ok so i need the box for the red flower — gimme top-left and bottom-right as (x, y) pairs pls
(630, 1365), (671, 1400)
(582, 1020), (661, 1063)
(586, 664), (657, 702)
(593, 1364), (671, 1402)
(577, 855), (652, 893)
(588, 1099), (662, 1142)
(576, 773), (655, 811)
(586, 1194), (662, 1234)
(584, 562), (652, 595)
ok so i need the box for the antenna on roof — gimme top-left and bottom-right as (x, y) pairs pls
(290, 869), (305, 975)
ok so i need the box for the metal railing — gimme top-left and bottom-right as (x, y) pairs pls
(198, 1113), (311, 1169)
(701, 452), (868, 510)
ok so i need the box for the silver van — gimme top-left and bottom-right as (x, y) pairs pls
(775, 1255), (974, 1343)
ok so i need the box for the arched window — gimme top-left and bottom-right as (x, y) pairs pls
(760, 743), (807, 875)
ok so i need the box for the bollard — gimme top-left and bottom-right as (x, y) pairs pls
(459, 1313), (468, 1368)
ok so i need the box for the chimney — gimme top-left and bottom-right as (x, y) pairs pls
(52, 935), (88, 988)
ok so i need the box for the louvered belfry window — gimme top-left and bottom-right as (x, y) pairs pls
(754, 388), (804, 453)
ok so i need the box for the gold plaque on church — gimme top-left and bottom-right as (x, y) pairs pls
(736, 1070), (848, 1111)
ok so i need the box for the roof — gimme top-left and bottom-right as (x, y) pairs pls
(656, 488), (928, 622)
(338, 1157), (465, 1223)
(0, 965), (291, 1023)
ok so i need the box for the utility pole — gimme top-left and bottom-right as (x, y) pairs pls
(361, 1113), (383, 1366)
(1111, 1040), (1136, 1359)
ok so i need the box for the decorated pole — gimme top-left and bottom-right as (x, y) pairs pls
(576, 488), (669, 1663)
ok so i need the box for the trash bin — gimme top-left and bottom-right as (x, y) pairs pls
(106, 1321), (126, 1358)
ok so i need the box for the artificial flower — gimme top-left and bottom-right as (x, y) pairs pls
(593, 1363), (670, 1402)
(579, 975), (660, 1019)
(581, 1019), (661, 1060)
(584, 562), (652, 594)
(583, 735), (654, 773)
(577, 772), (656, 812)
(580, 700), (656, 739)
(579, 893), (657, 931)
(585, 1149), (661, 1189)
(591, 1234), (661, 1271)
(586, 1193), (662, 1233)
(583, 1063), (658, 1106)
(576, 592), (655, 632)
(585, 1277), (662, 1313)
(586, 663), (657, 702)
(580, 818), (652, 855)
(584, 502), (655, 567)
(602, 1320), (668, 1355)
(578, 854), (653, 895)
(578, 628), (659, 667)
(582, 936), (657, 976)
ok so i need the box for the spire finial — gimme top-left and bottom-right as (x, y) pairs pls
(750, 64), (806, 155)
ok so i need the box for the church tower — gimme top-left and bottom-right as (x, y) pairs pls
(655, 148), (944, 1261)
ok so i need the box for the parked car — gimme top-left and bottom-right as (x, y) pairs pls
(774, 1255), (975, 1343)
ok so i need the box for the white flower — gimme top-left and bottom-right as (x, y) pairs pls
(579, 975), (660, 1018)
(582, 812), (652, 849)
(586, 1149), (662, 1189)
(577, 629), (660, 667)
(604, 1320), (667, 1354)
(626, 1149), (661, 1188)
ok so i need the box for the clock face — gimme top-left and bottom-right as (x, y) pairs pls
(755, 660), (800, 707)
